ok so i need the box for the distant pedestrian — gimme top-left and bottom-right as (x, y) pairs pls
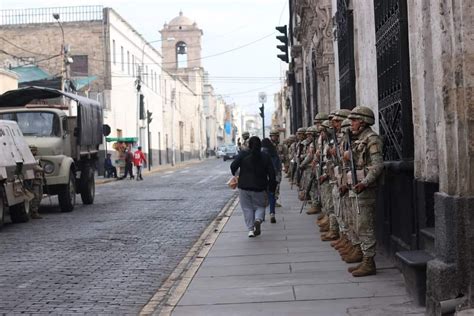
(261, 138), (281, 223)
(104, 153), (117, 178)
(121, 148), (134, 180)
(133, 146), (147, 181)
(231, 136), (277, 237)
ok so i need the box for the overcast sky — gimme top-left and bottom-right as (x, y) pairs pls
(0, 0), (289, 119)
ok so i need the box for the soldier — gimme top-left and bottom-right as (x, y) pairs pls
(322, 109), (351, 241)
(307, 113), (329, 215)
(299, 126), (317, 203)
(293, 128), (307, 188)
(344, 106), (384, 277)
(240, 131), (250, 151)
(270, 129), (287, 207)
(316, 120), (334, 237)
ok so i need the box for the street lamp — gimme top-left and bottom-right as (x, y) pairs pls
(53, 13), (66, 92)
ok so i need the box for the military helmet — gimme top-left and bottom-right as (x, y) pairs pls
(348, 106), (375, 125)
(305, 126), (317, 134)
(341, 118), (351, 128)
(269, 129), (279, 136)
(296, 127), (306, 134)
(321, 120), (331, 129)
(332, 109), (352, 121)
(313, 112), (329, 123)
(289, 134), (296, 141)
(328, 111), (336, 120)
(242, 131), (250, 137)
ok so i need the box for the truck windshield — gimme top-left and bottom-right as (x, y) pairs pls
(0, 112), (61, 137)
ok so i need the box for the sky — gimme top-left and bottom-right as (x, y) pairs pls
(0, 0), (289, 119)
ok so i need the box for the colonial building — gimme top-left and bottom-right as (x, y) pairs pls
(277, 0), (473, 314)
(0, 6), (233, 166)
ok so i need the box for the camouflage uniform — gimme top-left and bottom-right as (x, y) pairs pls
(308, 113), (329, 214)
(323, 109), (351, 241)
(318, 120), (334, 234)
(299, 127), (317, 202)
(294, 128), (307, 187)
(287, 135), (297, 180)
(270, 129), (286, 201)
(347, 106), (384, 277)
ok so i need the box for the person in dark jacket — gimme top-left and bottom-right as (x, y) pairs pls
(231, 136), (277, 237)
(120, 148), (134, 180)
(261, 138), (281, 223)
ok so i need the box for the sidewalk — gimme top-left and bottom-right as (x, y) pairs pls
(170, 179), (425, 316)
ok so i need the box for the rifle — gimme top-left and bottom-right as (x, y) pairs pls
(300, 173), (315, 213)
(330, 128), (342, 163)
(290, 159), (297, 190)
(347, 130), (360, 214)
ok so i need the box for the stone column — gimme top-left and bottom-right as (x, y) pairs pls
(425, 0), (474, 314)
(352, 0), (379, 132)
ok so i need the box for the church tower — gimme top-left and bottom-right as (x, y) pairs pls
(160, 11), (203, 71)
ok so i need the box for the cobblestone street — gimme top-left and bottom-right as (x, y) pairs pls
(0, 159), (234, 314)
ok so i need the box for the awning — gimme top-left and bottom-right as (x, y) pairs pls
(105, 137), (137, 143)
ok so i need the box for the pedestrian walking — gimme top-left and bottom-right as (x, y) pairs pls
(230, 136), (277, 237)
(121, 148), (134, 180)
(133, 146), (147, 181)
(261, 138), (281, 223)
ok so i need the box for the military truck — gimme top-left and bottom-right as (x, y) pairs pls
(0, 86), (104, 212)
(0, 119), (43, 225)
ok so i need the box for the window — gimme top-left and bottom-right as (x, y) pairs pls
(71, 55), (88, 76)
(132, 55), (135, 77)
(127, 51), (130, 75)
(112, 40), (116, 65)
(176, 41), (188, 68)
(121, 46), (124, 71)
(145, 66), (149, 85)
(150, 70), (154, 91)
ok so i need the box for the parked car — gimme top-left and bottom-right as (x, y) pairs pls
(216, 145), (226, 158)
(223, 145), (238, 161)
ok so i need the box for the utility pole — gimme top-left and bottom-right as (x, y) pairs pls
(147, 110), (153, 170)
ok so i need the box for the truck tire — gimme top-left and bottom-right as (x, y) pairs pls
(80, 167), (95, 205)
(10, 200), (30, 223)
(58, 170), (76, 212)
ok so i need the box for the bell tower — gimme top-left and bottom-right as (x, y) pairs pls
(160, 11), (203, 71)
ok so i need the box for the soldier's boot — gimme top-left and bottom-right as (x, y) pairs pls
(339, 243), (354, 256)
(331, 235), (345, 248)
(335, 237), (349, 250)
(351, 256), (376, 277)
(344, 245), (363, 263)
(321, 230), (339, 241)
(348, 263), (363, 273)
(317, 215), (329, 226)
(319, 221), (330, 232)
(306, 205), (321, 215)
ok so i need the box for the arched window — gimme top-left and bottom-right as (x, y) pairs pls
(176, 41), (188, 68)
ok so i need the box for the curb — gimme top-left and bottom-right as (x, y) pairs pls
(139, 193), (239, 316)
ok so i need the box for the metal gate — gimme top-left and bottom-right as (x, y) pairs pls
(336, 0), (356, 110)
(374, 0), (415, 252)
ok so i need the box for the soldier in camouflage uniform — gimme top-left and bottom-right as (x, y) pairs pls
(298, 126), (317, 202)
(321, 109), (351, 241)
(240, 131), (250, 151)
(316, 120), (334, 236)
(270, 129), (287, 207)
(307, 113), (329, 215)
(344, 106), (383, 277)
(293, 128), (307, 188)
(332, 119), (356, 257)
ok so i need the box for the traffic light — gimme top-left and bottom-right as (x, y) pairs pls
(275, 25), (289, 63)
(139, 94), (145, 120)
(259, 105), (264, 118)
(147, 110), (153, 124)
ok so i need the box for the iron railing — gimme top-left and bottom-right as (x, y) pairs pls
(0, 6), (103, 25)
